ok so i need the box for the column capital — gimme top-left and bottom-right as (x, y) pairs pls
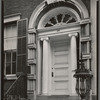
(40, 37), (49, 41)
(68, 33), (78, 37)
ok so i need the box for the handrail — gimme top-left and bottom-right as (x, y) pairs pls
(4, 74), (27, 99)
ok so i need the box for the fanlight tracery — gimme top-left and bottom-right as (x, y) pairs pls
(45, 13), (77, 27)
(37, 7), (79, 29)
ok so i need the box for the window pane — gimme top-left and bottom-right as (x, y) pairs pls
(6, 52), (11, 63)
(11, 37), (17, 49)
(63, 14), (70, 23)
(57, 14), (62, 22)
(4, 26), (7, 38)
(6, 63), (11, 74)
(4, 22), (17, 50)
(12, 62), (16, 74)
(81, 42), (87, 54)
(6, 24), (12, 37)
(12, 23), (17, 37)
(12, 52), (16, 61)
(4, 37), (17, 50)
(5, 51), (17, 75)
(50, 17), (57, 25)
(4, 39), (10, 50)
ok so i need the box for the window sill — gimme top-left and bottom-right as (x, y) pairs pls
(4, 74), (17, 80)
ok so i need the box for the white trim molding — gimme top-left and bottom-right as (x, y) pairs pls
(68, 33), (78, 37)
(36, 24), (80, 95)
(4, 74), (17, 80)
(29, 0), (89, 29)
(45, 0), (65, 4)
(4, 13), (21, 23)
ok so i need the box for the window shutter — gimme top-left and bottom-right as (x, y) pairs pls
(16, 19), (28, 75)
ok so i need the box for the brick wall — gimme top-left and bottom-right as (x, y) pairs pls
(4, 0), (90, 19)
(3, 0), (97, 100)
(81, 0), (90, 16)
(4, 0), (44, 19)
(4, 80), (15, 93)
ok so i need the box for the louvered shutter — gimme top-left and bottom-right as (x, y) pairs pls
(16, 19), (28, 75)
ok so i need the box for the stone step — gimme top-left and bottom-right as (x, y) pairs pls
(36, 95), (81, 100)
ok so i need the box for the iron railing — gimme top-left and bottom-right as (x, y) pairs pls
(4, 74), (27, 100)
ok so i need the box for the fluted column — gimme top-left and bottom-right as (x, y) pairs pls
(41, 37), (49, 95)
(69, 33), (77, 95)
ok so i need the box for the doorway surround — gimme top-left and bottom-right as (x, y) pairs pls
(37, 22), (80, 96)
(27, 0), (90, 98)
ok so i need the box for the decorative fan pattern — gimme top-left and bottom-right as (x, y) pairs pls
(45, 14), (77, 27)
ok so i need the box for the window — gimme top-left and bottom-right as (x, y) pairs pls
(37, 7), (80, 29)
(4, 21), (17, 75)
(45, 13), (77, 27)
(4, 51), (16, 75)
(4, 22), (17, 50)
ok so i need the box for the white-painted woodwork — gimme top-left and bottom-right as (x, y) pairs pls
(4, 13), (20, 23)
(37, 39), (42, 94)
(28, 49), (35, 60)
(31, 64), (36, 74)
(27, 79), (35, 91)
(69, 33), (77, 95)
(4, 23), (17, 50)
(51, 40), (70, 95)
(37, 26), (80, 95)
(91, 0), (97, 94)
(28, 33), (36, 44)
(45, 0), (65, 4)
(29, 0), (89, 29)
(42, 38), (50, 95)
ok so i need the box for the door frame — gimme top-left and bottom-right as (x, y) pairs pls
(50, 38), (71, 95)
(36, 23), (80, 95)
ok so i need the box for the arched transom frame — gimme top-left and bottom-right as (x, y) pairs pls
(37, 7), (80, 29)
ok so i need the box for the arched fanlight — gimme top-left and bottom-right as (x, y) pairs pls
(37, 7), (79, 29)
(44, 13), (77, 27)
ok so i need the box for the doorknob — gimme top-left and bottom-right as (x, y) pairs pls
(52, 72), (54, 77)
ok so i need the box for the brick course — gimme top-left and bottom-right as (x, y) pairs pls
(4, 0), (44, 19)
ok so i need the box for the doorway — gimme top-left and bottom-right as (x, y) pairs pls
(50, 36), (71, 95)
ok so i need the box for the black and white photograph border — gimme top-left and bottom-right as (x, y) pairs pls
(1, 0), (99, 100)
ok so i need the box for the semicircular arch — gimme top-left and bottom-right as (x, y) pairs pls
(29, 0), (89, 29)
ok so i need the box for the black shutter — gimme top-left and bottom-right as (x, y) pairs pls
(16, 19), (28, 75)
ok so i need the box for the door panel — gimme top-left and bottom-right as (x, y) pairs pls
(52, 40), (70, 95)
(54, 54), (68, 64)
(55, 67), (68, 77)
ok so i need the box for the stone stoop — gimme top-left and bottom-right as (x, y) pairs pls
(36, 95), (81, 100)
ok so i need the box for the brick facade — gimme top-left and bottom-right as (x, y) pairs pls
(4, 0), (43, 19)
(3, 0), (97, 100)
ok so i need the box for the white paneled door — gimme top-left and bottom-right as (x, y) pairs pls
(51, 40), (70, 95)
